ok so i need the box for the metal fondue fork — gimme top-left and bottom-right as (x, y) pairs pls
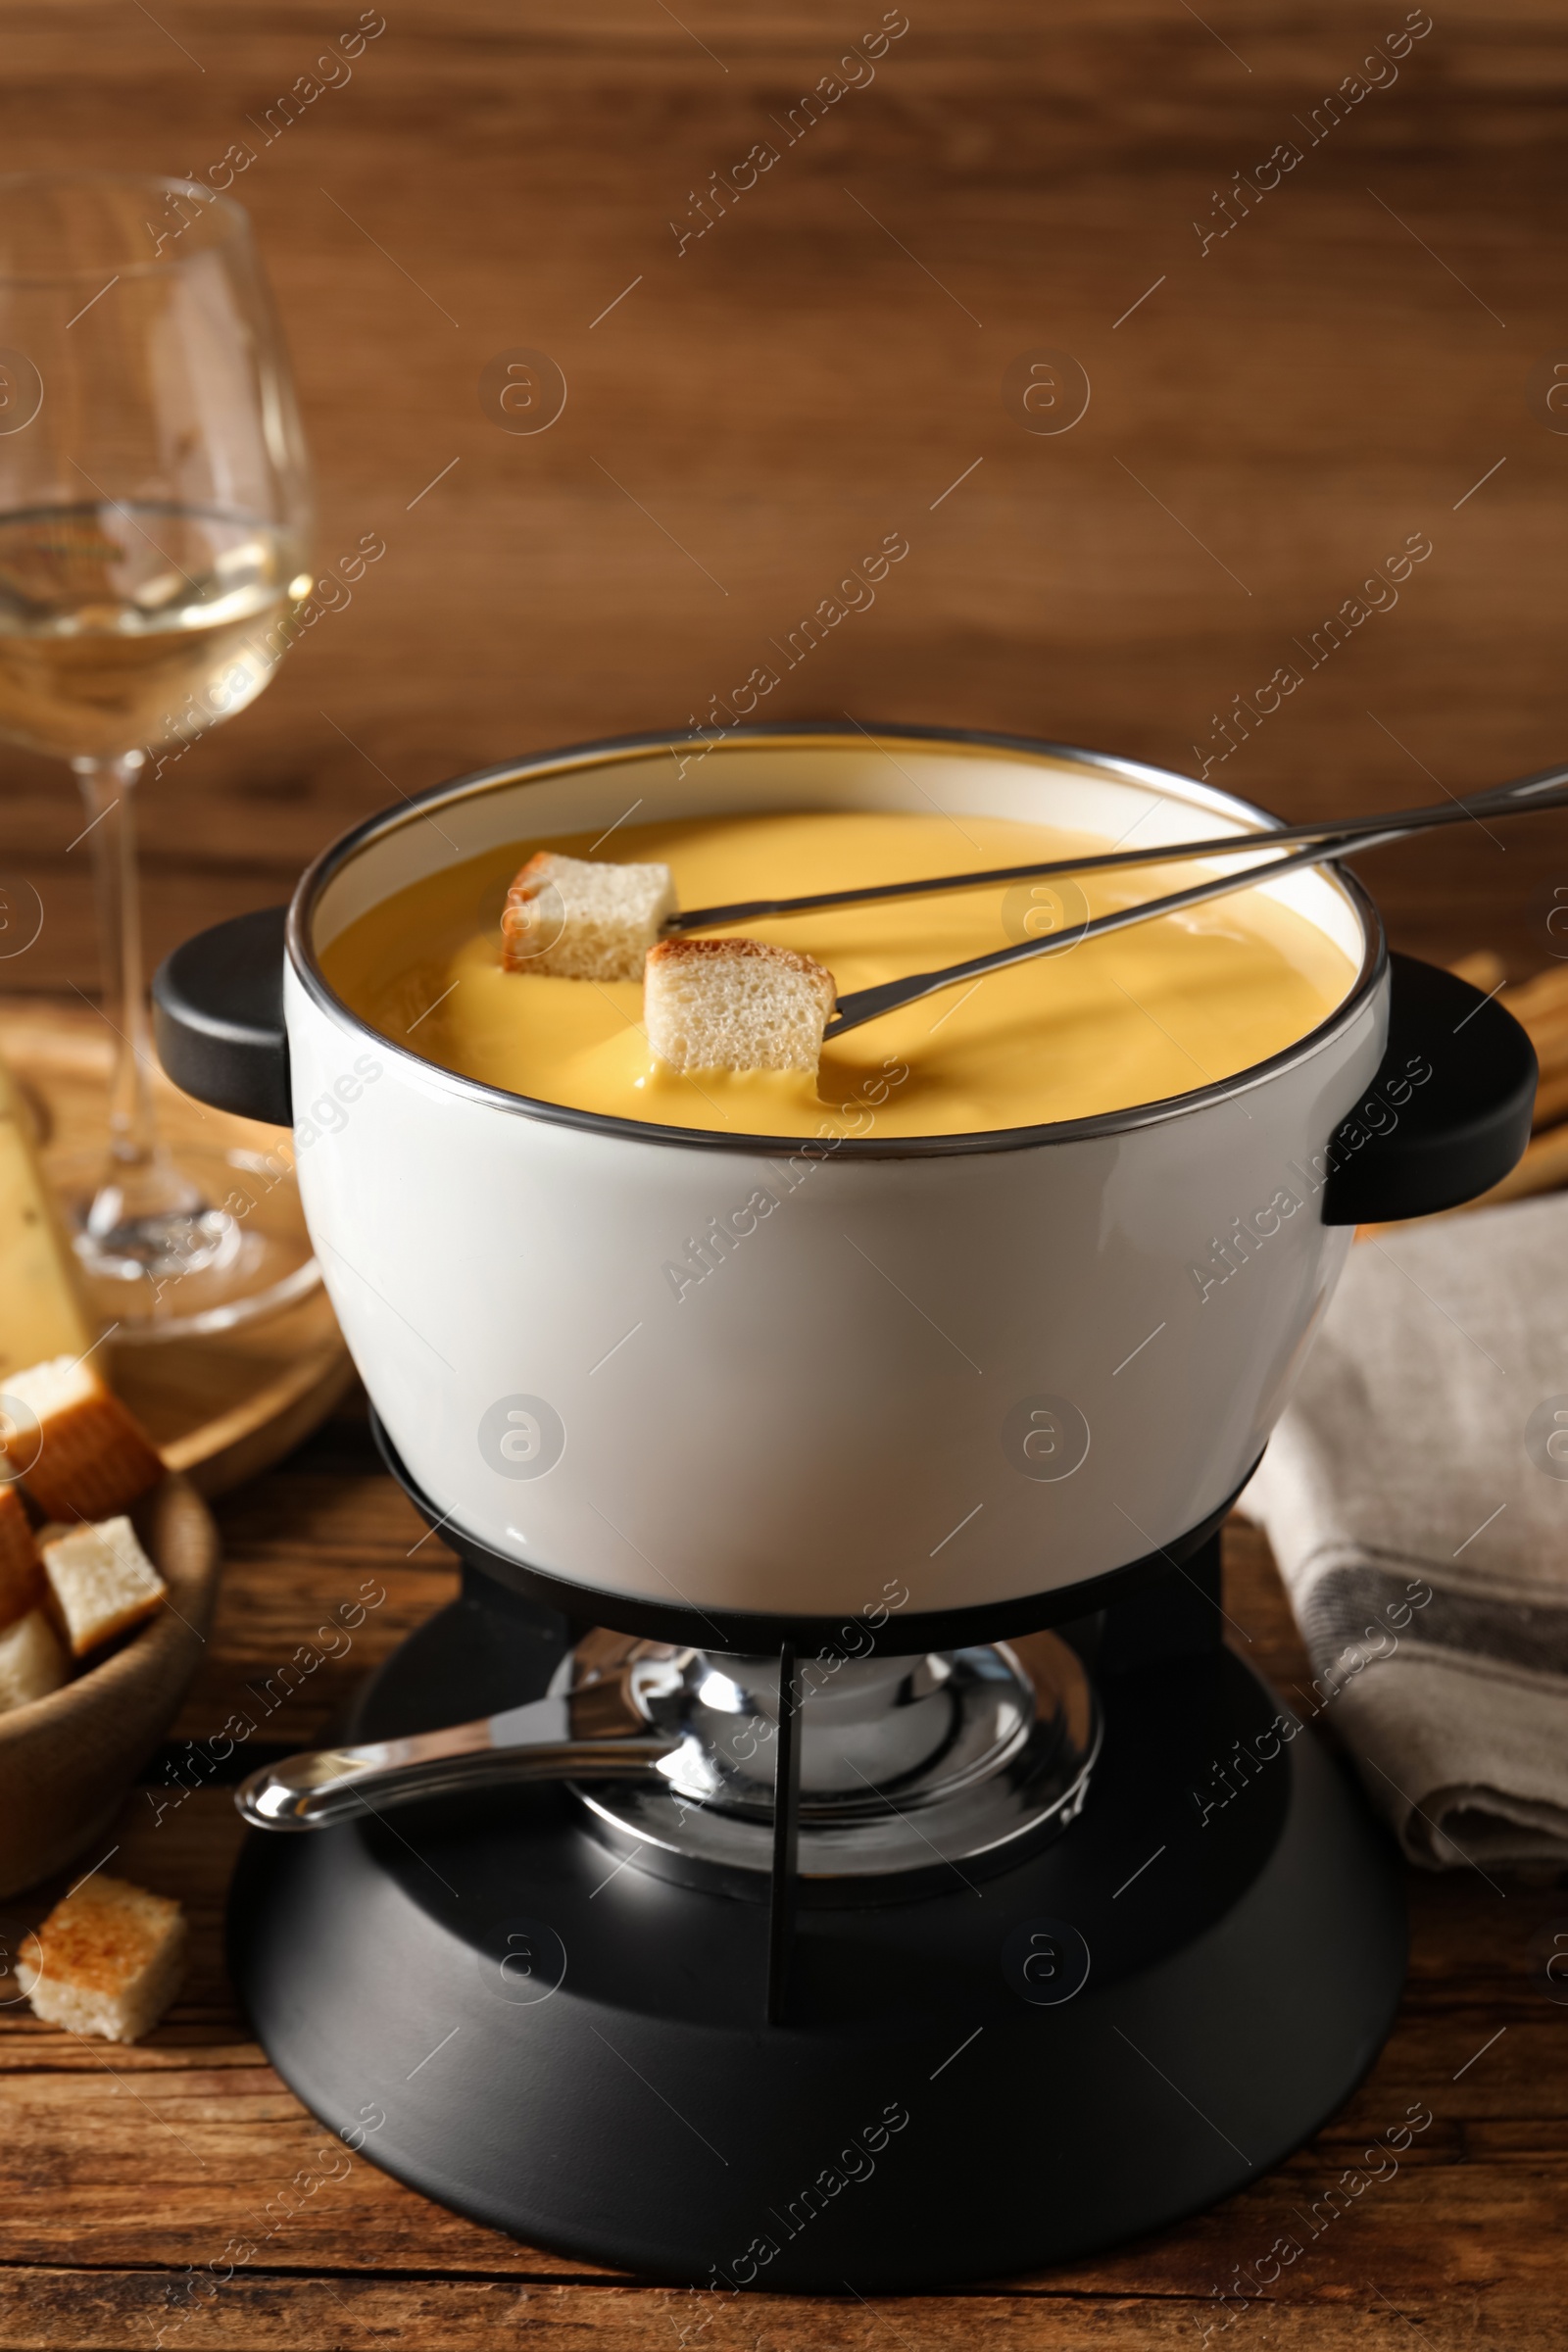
(655, 764), (1568, 1039)
(823, 819), (1431, 1038)
(662, 761), (1568, 936)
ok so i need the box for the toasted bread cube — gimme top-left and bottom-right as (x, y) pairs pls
(0, 1482), (41, 1628)
(0, 1605), (68, 1712)
(0, 1356), (163, 1522)
(41, 1515), (166, 1658)
(644, 937), (837, 1074)
(501, 851), (676, 981)
(18, 1875), (186, 2043)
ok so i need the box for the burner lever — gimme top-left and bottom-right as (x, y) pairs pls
(236, 1694), (679, 1831)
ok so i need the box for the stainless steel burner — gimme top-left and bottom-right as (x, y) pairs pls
(233, 1624), (1097, 1886)
(569, 1631), (1101, 1890)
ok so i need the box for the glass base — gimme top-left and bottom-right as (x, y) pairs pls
(49, 1140), (321, 1344)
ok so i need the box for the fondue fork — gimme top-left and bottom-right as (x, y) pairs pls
(664, 762), (1568, 938)
(819, 774), (1568, 1040)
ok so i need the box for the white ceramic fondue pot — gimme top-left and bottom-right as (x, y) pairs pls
(154, 724), (1534, 1640)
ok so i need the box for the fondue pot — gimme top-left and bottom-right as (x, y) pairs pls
(153, 724), (1534, 2291)
(154, 723), (1532, 1647)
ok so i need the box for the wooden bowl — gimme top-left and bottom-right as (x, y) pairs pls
(0, 1476), (220, 1898)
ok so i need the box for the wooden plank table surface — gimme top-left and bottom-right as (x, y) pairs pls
(2, 0), (1567, 2342)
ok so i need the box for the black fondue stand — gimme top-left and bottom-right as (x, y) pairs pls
(155, 909), (1535, 2292)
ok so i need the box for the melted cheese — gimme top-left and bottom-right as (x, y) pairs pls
(319, 809), (1358, 1140)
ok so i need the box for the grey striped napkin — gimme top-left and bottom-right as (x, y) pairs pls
(1240, 1192), (1568, 1870)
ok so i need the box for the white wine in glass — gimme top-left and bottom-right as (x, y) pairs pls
(0, 173), (315, 1336)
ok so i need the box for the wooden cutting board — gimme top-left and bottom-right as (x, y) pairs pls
(0, 1000), (355, 1497)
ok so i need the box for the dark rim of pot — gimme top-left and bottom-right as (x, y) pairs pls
(286, 720), (1387, 1160)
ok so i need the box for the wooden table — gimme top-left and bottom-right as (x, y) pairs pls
(2, 0), (1566, 2340)
(0, 1394), (1560, 2350)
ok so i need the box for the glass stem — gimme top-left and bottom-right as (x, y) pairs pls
(73, 752), (200, 1228)
(75, 752), (156, 1165)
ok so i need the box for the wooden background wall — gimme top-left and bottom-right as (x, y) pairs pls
(3, 0), (1565, 993)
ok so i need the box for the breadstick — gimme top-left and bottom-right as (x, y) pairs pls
(1474, 1121), (1568, 1206)
(1502, 965), (1568, 1026)
(1449, 949), (1505, 993)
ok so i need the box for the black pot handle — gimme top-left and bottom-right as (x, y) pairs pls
(1320, 952), (1537, 1225)
(151, 905), (292, 1127)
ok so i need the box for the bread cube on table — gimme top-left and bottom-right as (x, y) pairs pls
(0, 1605), (67, 1711)
(41, 1515), (166, 1658)
(502, 851), (676, 980)
(0, 1482), (41, 1627)
(0, 1355), (163, 1522)
(644, 937), (837, 1074)
(18, 1875), (186, 2043)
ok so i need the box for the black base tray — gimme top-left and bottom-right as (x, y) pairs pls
(228, 1568), (1406, 2292)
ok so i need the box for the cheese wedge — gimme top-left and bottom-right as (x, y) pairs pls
(0, 1050), (94, 1386)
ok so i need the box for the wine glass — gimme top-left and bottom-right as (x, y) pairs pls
(0, 172), (316, 1338)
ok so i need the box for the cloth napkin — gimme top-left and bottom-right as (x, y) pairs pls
(1240, 1192), (1568, 1870)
